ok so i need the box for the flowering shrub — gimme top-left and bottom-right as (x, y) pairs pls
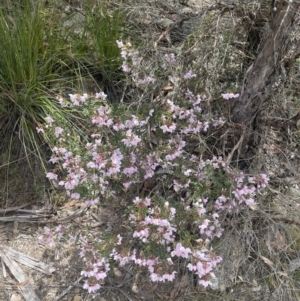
(39, 41), (269, 293)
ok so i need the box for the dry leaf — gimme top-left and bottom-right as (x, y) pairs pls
(237, 275), (244, 282)
(14, 279), (29, 288)
(277, 271), (289, 278)
(143, 19), (152, 25)
(132, 283), (139, 294)
(162, 85), (173, 91)
(248, 203), (258, 211)
(251, 285), (261, 292)
(62, 200), (82, 208)
(113, 267), (123, 277)
(260, 255), (275, 267)
(263, 144), (280, 153)
(10, 293), (22, 301)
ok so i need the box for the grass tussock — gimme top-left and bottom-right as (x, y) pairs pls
(0, 0), (126, 171)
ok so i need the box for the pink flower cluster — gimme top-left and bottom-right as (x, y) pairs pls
(79, 243), (110, 293)
(116, 40), (156, 86)
(187, 247), (222, 287)
(38, 225), (67, 247)
(38, 41), (270, 293)
(215, 171), (270, 210)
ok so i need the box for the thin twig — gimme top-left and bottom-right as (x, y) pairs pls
(225, 124), (246, 166)
(0, 202), (35, 214)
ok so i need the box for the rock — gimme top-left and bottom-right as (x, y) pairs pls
(63, 11), (85, 36)
(10, 293), (22, 301)
(155, 18), (174, 29)
(180, 7), (194, 14)
(186, 0), (214, 8)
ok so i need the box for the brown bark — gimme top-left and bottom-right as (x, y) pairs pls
(232, 0), (300, 125)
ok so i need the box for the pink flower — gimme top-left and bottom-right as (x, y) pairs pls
(165, 99), (177, 111)
(162, 271), (176, 281)
(165, 53), (176, 64)
(71, 192), (80, 199)
(117, 234), (122, 245)
(221, 93), (239, 100)
(39, 227), (56, 247)
(46, 172), (58, 181)
(54, 127), (64, 137)
(123, 181), (132, 190)
(244, 197), (254, 205)
(81, 267), (97, 277)
(199, 279), (211, 287)
(45, 116), (54, 124)
(87, 161), (96, 169)
(113, 122), (125, 131)
(133, 197), (151, 207)
(95, 270), (107, 280)
(160, 122), (176, 133)
(169, 207), (176, 219)
(69, 94), (80, 105)
(49, 156), (59, 164)
(85, 198), (99, 205)
(95, 92), (107, 100)
(92, 106), (112, 127)
(235, 172), (245, 185)
(80, 93), (89, 103)
(122, 62), (131, 73)
(183, 70), (197, 80)
(171, 243), (191, 259)
(93, 152), (107, 169)
(83, 281), (100, 293)
(199, 219), (210, 234)
(138, 76), (156, 84)
(56, 95), (67, 107)
(123, 166), (138, 175)
(213, 117), (225, 127)
(150, 273), (160, 282)
(106, 148), (123, 176)
(122, 130), (141, 147)
(125, 116), (140, 128)
(120, 50), (128, 59)
(116, 40), (124, 48)
(133, 228), (149, 242)
(255, 173), (269, 188)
